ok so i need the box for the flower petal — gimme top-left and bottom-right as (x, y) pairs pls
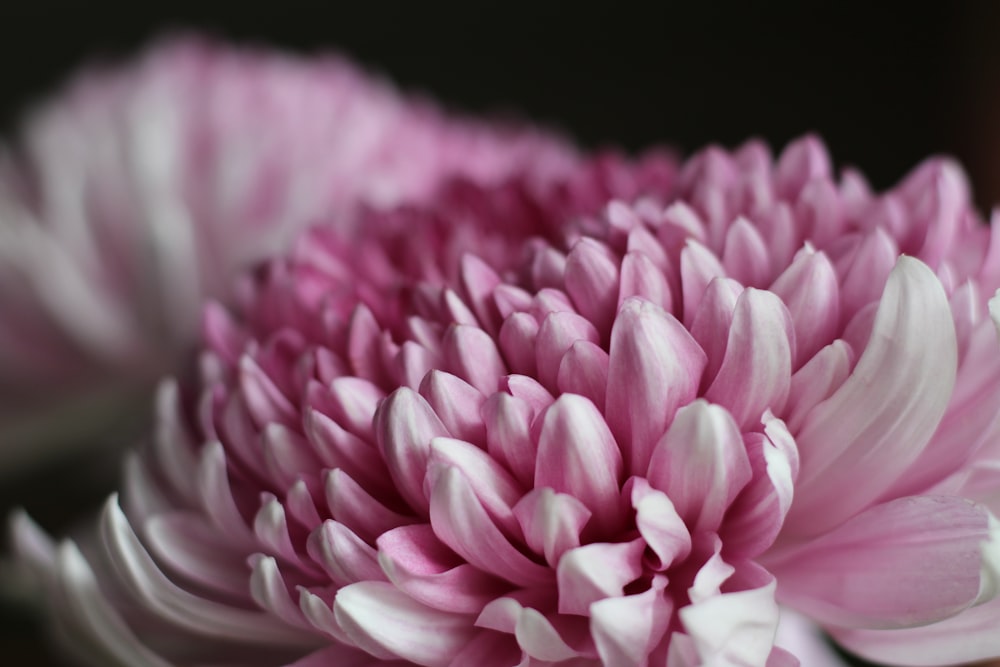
(786, 257), (958, 536)
(334, 581), (476, 667)
(607, 297), (706, 476)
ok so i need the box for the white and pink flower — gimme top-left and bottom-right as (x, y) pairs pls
(12, 133), (1000, 666)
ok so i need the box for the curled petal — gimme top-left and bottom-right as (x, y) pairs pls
(334, 581), (476, 667)
(787, 257), (958, 536)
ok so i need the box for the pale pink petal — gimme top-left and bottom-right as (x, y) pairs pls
(334, 581), (476, 667)
(443, 323), (507, 396)
(564, 237), (620, 338)
(307, 520), (387, 587)
(771, 496), (993, 630)
(482, 392), (537, 488)
(590, 578), (672, 667)
(628, 477), (692, 570)
(769, 247), (840, 367)
(556, 340), (610, 408)
(786, 257), (958, 536)
(513, 487), (592, 568)
(556, 539), (645, 615)
(419, 370), (487, 446)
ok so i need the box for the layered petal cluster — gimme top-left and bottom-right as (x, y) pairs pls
(0, 37), (581, 473)
(14, 136), (1000, 667)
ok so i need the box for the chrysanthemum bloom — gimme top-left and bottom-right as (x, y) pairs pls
(0, 37), (580, 474)
(13, 136), (1000, 667)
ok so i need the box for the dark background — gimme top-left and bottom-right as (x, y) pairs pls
(1, 3), (998, 665)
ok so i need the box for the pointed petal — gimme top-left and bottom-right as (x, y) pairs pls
(419, 370), (486, 447)
(375, 387), (449, 515)
(536, 394), (623, 534)
(443, 324), (507, 396)
(535, 311), (600, 391)
(769, 248), (840, 367)
(429, 466), (552, 587)
(482, 392), (537, 489)
(705, 288), (794, 429)
(628, 477), (691, 570)
(307, 520), (386, 586)
(607, 297), (706, 476)
(556, 340), (609, 411)
(647, 400), (752, 532)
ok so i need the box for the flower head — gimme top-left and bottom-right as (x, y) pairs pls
(0, 37), (580, 473)
(14, 136), (1000, 667)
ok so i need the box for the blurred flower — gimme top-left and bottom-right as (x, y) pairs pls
(0, 36), (580, 475)
(14, 135), (1000, 666)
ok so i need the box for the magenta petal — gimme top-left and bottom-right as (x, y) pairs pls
(429, 466), (552, 587)
(619, 250), (673, 313)
(647, 400), (752, 533)
(376, 524), (507, 614)
(769, 495), (991, 630)
(607, 297), (706, 476)
(498, 312), (540, 376)
(786, 257), (958, 536)
(375, 387), (449, 515)
(334, 581), (476, 667)
(325, 469), (417, 543)
(705, 288), (794, 429)
(680, 239), (728, 326)
(535, 394), (623, 534)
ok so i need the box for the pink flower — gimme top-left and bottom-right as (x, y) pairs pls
(0, 36), (579, 474)
(13, 136), (1000, 667)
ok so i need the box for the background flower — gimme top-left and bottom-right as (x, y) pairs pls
(0, 37), (583, 477)
(12, 136), (1000, 666)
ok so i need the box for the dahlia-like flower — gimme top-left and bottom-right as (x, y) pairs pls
(0, 36), (579, 474)
(14, 136), (1000, 667)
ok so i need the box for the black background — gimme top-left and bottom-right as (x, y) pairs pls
(1, 3), (997, 665)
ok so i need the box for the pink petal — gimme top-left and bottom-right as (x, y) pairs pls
(564, 237), (620, 339)
(769, 495), (992, 630)
(377, 524), (507, 614)
(556, 340), (610, 410)
(498, 312), (540, 376)
(722, 217), (771, 287)
(782, 340), (853, 433)
(704, 288), (794, 429)
(590, 578), (672, 667)
(535, 394), (623, 534)
(443, 323), (507, 396)
(679, 565), (780, 667)
(647, 400), (752, 532)
(482, 391), (537, 489)
(419, 370), (487, 447)
(618, 250), (672, 313)
(786, 257), (958, 536)
(775, 134), (830, 201)
(607, 297), (706, 476)
(429, 466), (552, 587)
(769, 247), (840, 368)
(556, 539), (645, 615)
(680, 239), (727, 326)
(307, 520), (386, 587)
(689, 277), (742, 386)
(535, 311), (600, 391)
(325, 469), (417, 543)
(334, 581), (477, 667)
(628, 477), (692, 570)
(375, 387), (449, 515)
(513, 487), (592, 568)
